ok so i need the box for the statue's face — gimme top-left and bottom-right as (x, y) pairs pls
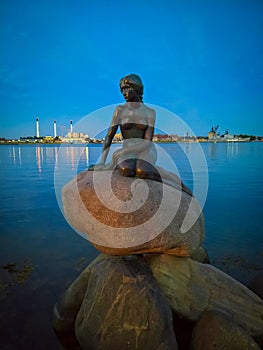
(120, 80), (140, 102)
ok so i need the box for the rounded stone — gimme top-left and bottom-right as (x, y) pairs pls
(54, 254), (178, 350)
(62, 169), (204, 256)
(144, 254), (263, 337)
(191, 309), (261, 350)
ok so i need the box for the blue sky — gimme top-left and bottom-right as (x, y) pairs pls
(0, 0), (263, 139)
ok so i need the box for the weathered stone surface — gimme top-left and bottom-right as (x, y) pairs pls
(190, 309), (260, 350)
(54, 254), (177, 350)
(144, 254), (263, 337)
(62, 169), (204, 256)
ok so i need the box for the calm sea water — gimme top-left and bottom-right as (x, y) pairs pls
(0, 142), (262, 349)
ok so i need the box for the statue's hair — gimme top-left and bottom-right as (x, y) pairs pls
(119, 74), (144, 101)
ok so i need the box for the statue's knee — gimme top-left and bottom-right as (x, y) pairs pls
(135, 167), (145, 177)
(120, 166), (135, 177)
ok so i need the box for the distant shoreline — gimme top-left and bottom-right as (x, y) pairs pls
(1, 140), (262, 146)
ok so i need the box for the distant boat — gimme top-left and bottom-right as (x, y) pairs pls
(226, 138), (239, 142)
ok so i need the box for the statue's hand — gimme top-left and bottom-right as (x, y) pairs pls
(88, 163), (105, 171)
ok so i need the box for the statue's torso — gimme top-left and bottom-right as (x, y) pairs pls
(118, 103), (154, 140)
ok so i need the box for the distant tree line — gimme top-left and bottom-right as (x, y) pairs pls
(236, 134), (258, 141)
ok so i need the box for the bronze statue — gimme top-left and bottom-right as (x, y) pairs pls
(94, 74), (192, 196)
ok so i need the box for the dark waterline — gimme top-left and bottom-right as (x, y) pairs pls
(0, 142), (262, 349)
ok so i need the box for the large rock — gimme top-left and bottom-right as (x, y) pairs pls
(191, 309), (260, 350)
(54, 254), (177, 350)
(144, 254), (263, 337)
(62, 169), (204, 256)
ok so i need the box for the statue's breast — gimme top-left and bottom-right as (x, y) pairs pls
(121, 123), (147, 131)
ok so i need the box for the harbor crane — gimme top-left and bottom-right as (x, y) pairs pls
(211, 125), (219, 133)
(211, 125), (220, 136)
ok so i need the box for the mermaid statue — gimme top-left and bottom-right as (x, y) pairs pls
(93, 74), (192, 196)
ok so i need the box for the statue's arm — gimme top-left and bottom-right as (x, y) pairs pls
(144, 108), (156, 142)
(144, 125), (155, 142)
(100, 107), (121, 165)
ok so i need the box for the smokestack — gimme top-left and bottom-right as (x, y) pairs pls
(36, 117), (40, 138)
(70, 120), (73, 134)
(53, 120), (57, 138)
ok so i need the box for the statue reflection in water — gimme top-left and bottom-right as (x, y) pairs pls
(95, 74), (192, 196)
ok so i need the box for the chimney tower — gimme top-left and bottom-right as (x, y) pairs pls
(36, 117), (40, 138)
(53, 120), (57, 138)
(70, 120), (73, 134)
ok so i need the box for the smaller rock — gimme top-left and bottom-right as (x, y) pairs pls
(190, 245), (210, 263)
(54, 254), (178, 350)
(145, 254), (263, 337)
(191, 309), (260, 350)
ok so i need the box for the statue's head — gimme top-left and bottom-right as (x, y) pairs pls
(119, 74), (144, 102)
